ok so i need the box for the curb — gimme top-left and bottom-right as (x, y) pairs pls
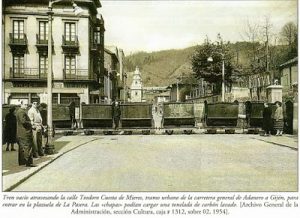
(4, 138), (99, 192)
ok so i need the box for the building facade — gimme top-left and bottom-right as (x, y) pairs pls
(103, 46), (119, 103)
(279, 57), (298, 100)
(2, 0), (104, 106)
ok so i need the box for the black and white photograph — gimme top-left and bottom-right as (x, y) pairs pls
(0, 0), (299, 217)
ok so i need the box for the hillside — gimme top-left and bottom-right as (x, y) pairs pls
(124, 46), (197, 87)
(124, 42), (291, 87)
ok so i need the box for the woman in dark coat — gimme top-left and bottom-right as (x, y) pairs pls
(4, 106), (17, 151)
(262, 103), (272, 136)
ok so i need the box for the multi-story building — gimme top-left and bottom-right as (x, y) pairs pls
(2, 0), (104, 106)
(103, 46), (119, 103)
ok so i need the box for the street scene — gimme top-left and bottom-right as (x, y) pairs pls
(1, 0), (298, 192)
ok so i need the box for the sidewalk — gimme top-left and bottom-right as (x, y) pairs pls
(2, 135), (99, 191)
(250, 134), (298, 150)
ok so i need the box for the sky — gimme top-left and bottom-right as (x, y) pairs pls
(99, 0), (297, 54)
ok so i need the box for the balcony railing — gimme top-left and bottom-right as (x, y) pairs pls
(9, 33), (28, 45)
(63, 69), (89, 80)
(10, 67), (47, 79)
(62, 35), (79, 47)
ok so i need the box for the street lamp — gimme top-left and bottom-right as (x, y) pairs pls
(45, 0), (83, 154)
(207, 52), (225, 102)
(123, 72), (127, 102)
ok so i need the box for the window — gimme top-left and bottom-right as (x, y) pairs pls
(13, 20), (24, 42)
(13, 55), (24, 76)
(94, 31), (101, 44)
(39, 21), (48, 42)
(64, 22), (76, 43)
(39, 55), (48, 76)
(65, 55), (76, 78)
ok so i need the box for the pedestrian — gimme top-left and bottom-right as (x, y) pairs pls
(28, 101), (44, 157)
(262, 102), (272, 136)
(4, 106), (17, 151)
(274, 101), (284, 136)
(69, 101), (78, 129)
(112, 101), (121, 130)
(38, 103), (48, 147)
(16, 101), (35, 167)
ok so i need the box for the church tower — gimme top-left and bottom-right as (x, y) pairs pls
(130, 66), (143, 102)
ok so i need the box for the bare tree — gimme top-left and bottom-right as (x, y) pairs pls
(239, 18), (260, 62)
(280, 21), (297, 46)
(260, 15), (273, 71)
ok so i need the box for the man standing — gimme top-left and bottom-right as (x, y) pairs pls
(28, 102), (44, 157)
(16, 101), (35, 167)
(112, 101), (121, 130)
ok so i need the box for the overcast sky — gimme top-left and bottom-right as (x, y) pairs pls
(99, 0), (297, 55)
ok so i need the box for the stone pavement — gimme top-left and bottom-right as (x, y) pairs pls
(2, 132), (298, 191)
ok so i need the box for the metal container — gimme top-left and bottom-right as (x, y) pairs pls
(205, 102), (239, 127)
(120, 103), (152, 128)
(81, 104), (113, 128)
(245, 101), (264, 128)
(52, 104), (72, 128)
(163, 102), (195, 127)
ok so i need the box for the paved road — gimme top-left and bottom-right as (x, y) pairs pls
(13, 135), (297, 191)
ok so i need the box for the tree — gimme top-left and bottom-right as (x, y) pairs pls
(280, 22), (297, 46)
(191, 35), (234, 94)
(280, 21), (297, 59)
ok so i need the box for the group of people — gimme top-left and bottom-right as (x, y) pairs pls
(4, 101), (47, 167)
(262, 101), (284, 136)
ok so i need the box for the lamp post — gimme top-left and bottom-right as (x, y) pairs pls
(123, 72), (127, 102)
(45, 0), (83, 154)
(207, 52), (225, 102)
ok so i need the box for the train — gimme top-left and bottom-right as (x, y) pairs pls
(2, 100), (293, 137)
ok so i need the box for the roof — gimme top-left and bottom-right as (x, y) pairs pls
(104, 47), (119, 61)
(279, 57), (298, 68)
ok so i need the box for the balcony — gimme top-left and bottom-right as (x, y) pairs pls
(9, 68), (47, 80)
(63, 69), (89, 80)
(9, 33), (28, 53)
(36, 34), (54, 54)
(90, 41), (102, 55)
(62, 35), (79, 54)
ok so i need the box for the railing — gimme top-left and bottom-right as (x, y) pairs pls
(36, 34), (54, 45)
(10, 67), (47, 79)
(62, 35), (79, 47)
(9, 33), (28, 45)
(63, 69), (89, 80)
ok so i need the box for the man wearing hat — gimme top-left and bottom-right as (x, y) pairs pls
(28, 101), (44, 157)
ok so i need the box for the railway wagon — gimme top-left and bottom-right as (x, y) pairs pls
(163, 102), (195, 127)
(205, 102), (239, 127)
(245, 101), (264, 128)
(81, 104), (113, 128)
(120, 103), (153, 128)
(52, 104), (72, 128)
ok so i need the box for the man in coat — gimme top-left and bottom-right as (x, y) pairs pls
(112, 101), (121, 130)
(16, 101), (35, 167)
(28, 101), (44, 157)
